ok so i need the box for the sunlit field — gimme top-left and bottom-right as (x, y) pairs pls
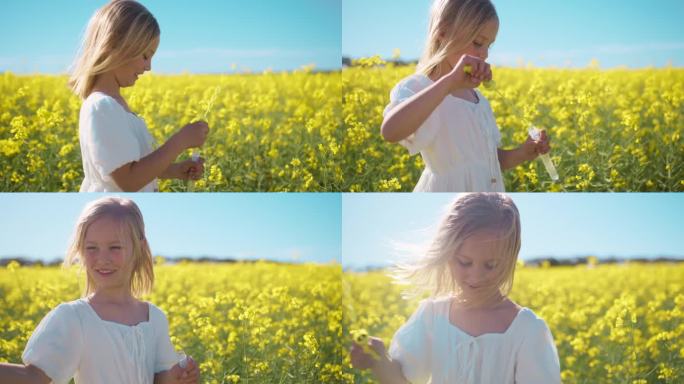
(342, 63), (683, 191)
(0, 70), (342, 191)
(0, 261), (346, 384)
(344, 263), (684, 383)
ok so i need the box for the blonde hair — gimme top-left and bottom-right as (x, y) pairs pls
(417, 0), (498, 78)
(69, 0), (160, 99)
(393, 193), (521, 307)
(64, 196), (154, 297)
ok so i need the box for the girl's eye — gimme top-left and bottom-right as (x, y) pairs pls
(110, 246), (122, 251)
(458, 259), (472, 267)
(485, 263), (496, 270)
(86, 246), (97, 251)
(473, 42), (483, 47)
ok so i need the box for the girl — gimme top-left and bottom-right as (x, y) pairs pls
(71, 0), (209, 192)
(381, 0), (551, 192)
(350, 193), (561, 383)
(0, 197), (200, 384)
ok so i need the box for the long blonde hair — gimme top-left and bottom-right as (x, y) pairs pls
(69, 0), (160, 99)
(392, 193), (521, 307)
(417, 0), (498, 78)
(64, 196), (154, 297)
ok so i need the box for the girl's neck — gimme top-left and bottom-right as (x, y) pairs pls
(91, 73), (122, 99)
(89, 288), (136, 305)
(454, 294), (509, 311)
(428, 58), (454, 82)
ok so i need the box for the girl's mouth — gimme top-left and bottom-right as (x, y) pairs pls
(95, 269), (116, 277)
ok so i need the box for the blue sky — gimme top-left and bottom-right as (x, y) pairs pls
(0, 193), (341, 264)
(343, 0), (684, 68)
(0, 0), (341, 73)
(342, 193), (684, 269)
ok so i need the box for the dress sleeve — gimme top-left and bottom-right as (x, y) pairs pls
(151, 305), (180, 373)
(84, 97), (140, 177)
(22, 303), (83, 384)
(383, 76), (442, 155)
(388, 300), (434, 384)
(515, 318), (561, 384)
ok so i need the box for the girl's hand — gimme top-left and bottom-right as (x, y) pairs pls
(350, 336), (386, 370)
(169, 356), (200, 384)
(447, 54), (492, 90)
(522, 129), (551, 161)
(177, 121), (209, 149)
(176, 157), (205, 180)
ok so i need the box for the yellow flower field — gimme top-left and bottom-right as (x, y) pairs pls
(343, 263), (684, 383)
(2, 66), (681, 191)
(342, 64), (684, 191)
(0, 262), (348, 384)
(0, 71), (342, 191)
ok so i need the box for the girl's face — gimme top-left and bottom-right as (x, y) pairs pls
(449, 230), (502, 297)
(83, 216), (135, 292)
(113, 36), (159, 88)
(446, 18), (499, 67)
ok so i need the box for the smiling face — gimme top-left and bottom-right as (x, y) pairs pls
(112, 36), (159, 88)
(83, 216), (135, 293)
(448, 230), (505, 299)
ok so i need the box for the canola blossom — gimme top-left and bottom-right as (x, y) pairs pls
(0, 71), (342, 192)
(2, 67), (682, 192)
(0, 261), (348, 384)
(343, 263), (684, 383)
(342, 64), (684, 191)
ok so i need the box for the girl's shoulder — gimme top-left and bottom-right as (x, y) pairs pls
(144, 301), (171, 325)
(37, 299), (90, 326)
(410, 296), (452, 323)
(512, 307), (553, 338)
(57, 298), (92, 313)
(81, 92), (128, 117)
(392, 73), (434, 94)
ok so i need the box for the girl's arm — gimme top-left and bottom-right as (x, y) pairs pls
(381, 54), (490, 143)
(381, 74), (453, 143)
(0, 363), (51, 384)
(372, 358), (411, 384)
(498, 130), (550, 170)
(111, 121), (208, 191)
(159, 158), (205, 180)
(350, 337), (410, 384)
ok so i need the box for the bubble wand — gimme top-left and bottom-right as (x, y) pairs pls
(464, 65), (560, 182)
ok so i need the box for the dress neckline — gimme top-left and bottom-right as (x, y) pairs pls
(80, 298), (151, 328)
(446, 299), (526, 339)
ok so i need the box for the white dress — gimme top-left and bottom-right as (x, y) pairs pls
(384, 74), (505, 192)
(79, 92), (158, 192)
(389, 297), (561, 384)
(22, 299), (178, 384)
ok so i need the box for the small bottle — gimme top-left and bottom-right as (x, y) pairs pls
(177, 351), (188, 369)
(187, 150), (200, 192)
(528, 126), (560, 182)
